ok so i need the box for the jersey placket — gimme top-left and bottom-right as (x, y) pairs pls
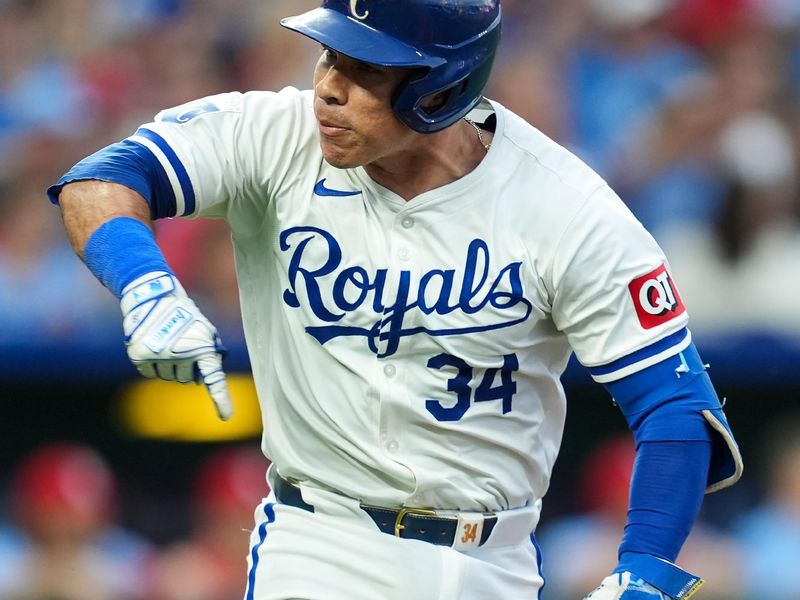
(374, 209), (421, 472)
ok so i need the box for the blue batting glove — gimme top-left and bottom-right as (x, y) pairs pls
(584, 553), (703, 600)
(120, 271), (233, 421)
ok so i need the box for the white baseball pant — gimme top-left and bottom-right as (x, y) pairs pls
(243, 481), (545, 600)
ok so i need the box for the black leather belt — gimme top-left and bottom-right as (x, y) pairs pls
(273, 475), (498, 547)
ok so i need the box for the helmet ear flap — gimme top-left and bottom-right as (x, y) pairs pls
(393, 52), (497, 133)
(417, 77), (475, 116)
(397, 69), (449, 117)
(419, 91), (450, 116)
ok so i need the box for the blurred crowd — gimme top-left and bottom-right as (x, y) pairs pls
(0, 442), (271, 600)
(1, 0), (800, 347)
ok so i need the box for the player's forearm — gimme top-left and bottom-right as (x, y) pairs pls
(58, 180), (153, 258)
(52, 170), (231, 419)
(620, 439), (710, 561)
(57, 180), (173, 299)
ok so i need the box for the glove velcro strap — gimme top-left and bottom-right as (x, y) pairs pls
(121, 271), (177, 313)
(142, 306), (195, 354)
(616, 553), (703, 599)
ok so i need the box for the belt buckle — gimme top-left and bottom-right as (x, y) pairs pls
(394, 506), (438, 537)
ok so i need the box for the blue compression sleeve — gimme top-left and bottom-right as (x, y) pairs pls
(618, 439), (711, 561)
(602, 343), (721, 563)
(84, 217), (173, 298)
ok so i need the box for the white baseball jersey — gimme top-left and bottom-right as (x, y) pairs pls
(128, 87), (690, 517)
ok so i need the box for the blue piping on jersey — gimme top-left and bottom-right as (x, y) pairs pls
(588, 328), (689, 378)
(531, 533), (546, 600)
(245, 502), (276, 600)
(133, 127), (196, 216)
(47, 139), (178, 218)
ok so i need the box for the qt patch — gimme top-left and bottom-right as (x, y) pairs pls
(628, 264), (685, 329)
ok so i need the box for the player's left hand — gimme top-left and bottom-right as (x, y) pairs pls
(585, 572), (673, 599)
(120, 271), (233, 421)
(584, 555), (703, 600)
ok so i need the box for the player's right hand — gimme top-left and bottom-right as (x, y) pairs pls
(120, 271), (233, 421)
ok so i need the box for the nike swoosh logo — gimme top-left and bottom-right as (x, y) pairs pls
(313, 178), (362, 197)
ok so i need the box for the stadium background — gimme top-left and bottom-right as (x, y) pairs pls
(1, 0), (799, 598)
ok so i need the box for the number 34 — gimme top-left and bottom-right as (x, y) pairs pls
(425, 353), (519, 422)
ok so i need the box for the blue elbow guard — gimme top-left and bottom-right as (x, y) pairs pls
(605, 342), (743, 493)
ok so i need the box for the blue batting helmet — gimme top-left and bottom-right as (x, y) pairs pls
(281, 0), (502, 133)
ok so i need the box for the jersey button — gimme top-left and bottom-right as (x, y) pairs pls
(383, 364), (396, 378)
(386, 440), (400, 453)
(401, 217), (415, 229)
(398, 247), (410, 261)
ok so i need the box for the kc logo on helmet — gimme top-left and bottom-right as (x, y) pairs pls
(350, 0), (369, 19)
(628, 264), (686, 329)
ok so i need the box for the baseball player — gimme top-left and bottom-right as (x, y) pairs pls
(47, 1), (743, 598)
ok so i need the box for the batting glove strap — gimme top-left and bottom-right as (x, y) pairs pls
(614, 553), (703, 599)
(122, 272), (184, 345)
(585, 572), (670, 600)
(121, 271), (180, 311)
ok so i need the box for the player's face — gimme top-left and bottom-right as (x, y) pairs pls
(313, 48), (418, 168)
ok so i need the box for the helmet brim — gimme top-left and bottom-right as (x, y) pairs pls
(281, 8), (445, 69)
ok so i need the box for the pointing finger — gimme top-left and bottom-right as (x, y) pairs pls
(197, 353), (233, 421)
